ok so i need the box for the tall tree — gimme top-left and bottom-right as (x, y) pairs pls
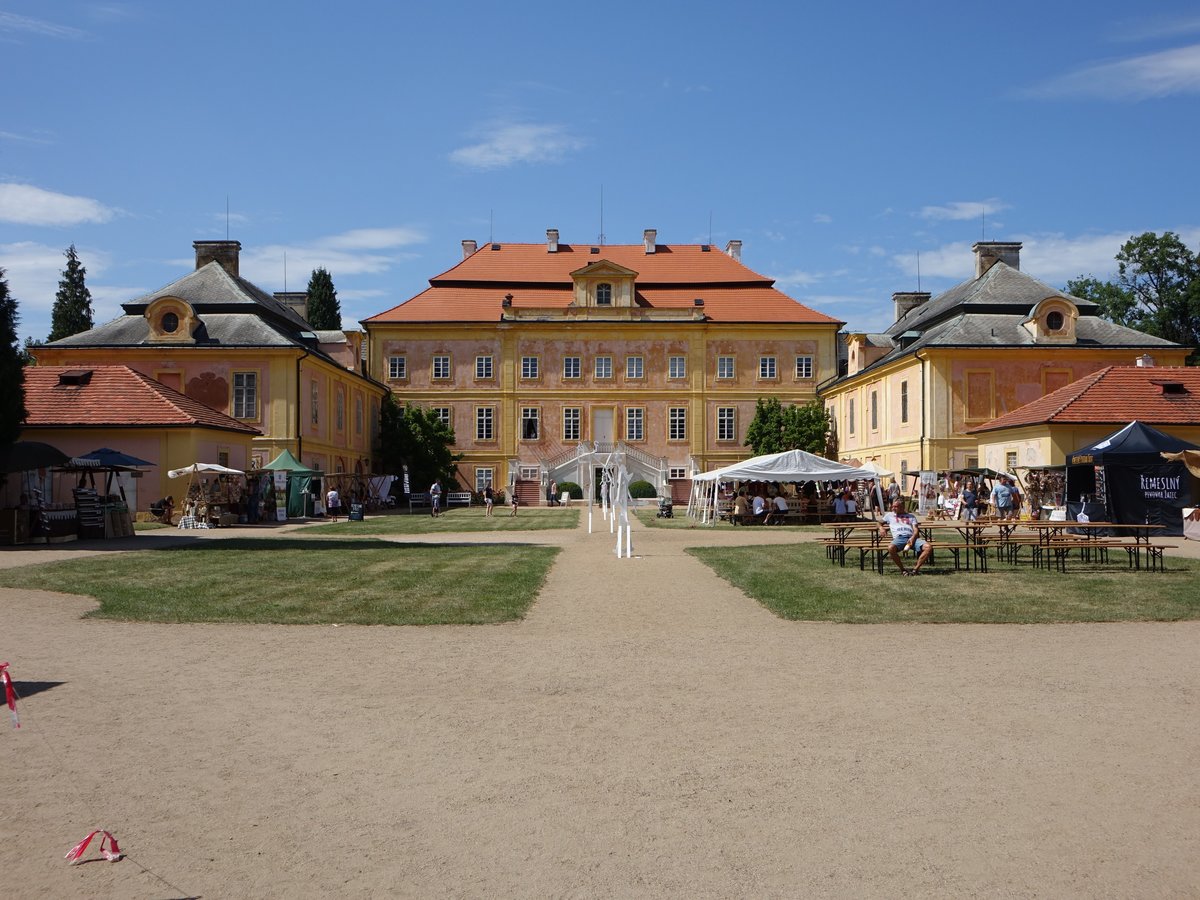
(1067, 231), (1200, 364)
(745, 398), (832, 457)
(48, 244), (94, 341)
(377, 396), (462, 490)
(305, 267), (342, 330)
(0, 269), (29, 474)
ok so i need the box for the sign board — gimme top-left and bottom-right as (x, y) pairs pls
(348, 502), (364, 521)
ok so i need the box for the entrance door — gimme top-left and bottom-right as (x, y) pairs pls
(593, 408), (614, 445)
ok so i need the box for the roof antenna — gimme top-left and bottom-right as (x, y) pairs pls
(916, 251), (921, 292)
(598, 185), (606, 246)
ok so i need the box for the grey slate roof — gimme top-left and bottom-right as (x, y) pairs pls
(47, 313), (304, 348)
(835, 262), (1181, 384)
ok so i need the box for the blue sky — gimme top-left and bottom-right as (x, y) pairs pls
(2, 1), (1198, 345)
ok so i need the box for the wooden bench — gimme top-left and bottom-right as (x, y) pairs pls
(1038, 540), (1176, 572)
(446, 492), (472, 507)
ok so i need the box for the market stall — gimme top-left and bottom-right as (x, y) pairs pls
(261, 450), (322, 519)
(168, 462), (247, 527)
(0, 441), (70, 544)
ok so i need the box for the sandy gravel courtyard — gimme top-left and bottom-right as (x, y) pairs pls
(1, 515), (1198, 898)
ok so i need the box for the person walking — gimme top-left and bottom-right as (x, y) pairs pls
(509, 489), (519, 517)
(429, 479), (442, 518)
(960, 480), (978, 522)
(325, 486), (341, 521)
(483, 484), (495, 517)
(549, 479), (558, 507)
(990, 477), (1014, 521)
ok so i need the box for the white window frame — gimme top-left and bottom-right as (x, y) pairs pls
(521, 407), (540, 440)
(233, 371), (257, 419)
(475, 467), (494, 491)
(562, 407), (581, 441)
(669, 407), (687, 441)
(521, 356), (539, 380)
(563, 356), (581, 379)
(431, 406), (451, 428)
(795, 355), (813, 379)
(669, 355), (686, 379)
(387, 356), (407, 380)
(758, 356), (777, 380)
(717, 355), (735, 379)
(475, 355), (493, 379)
(626, 356), (644, 379)
(595, 356), (613, 379)
(432, 355), (450, 380)
(625, 407), (644, 441)
(668, 467), (687, 480)
(596, 282), (612, 305)
(900, 381), (909, 424)
(717, 406), (736, 442)
(519, 465), (540, 481)
(475, 406), (494, 441)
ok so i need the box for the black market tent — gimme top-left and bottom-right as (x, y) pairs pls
(0, 440), (70, 474)
(1065, 421), (1200, 535)
(263, 449), (322, 518)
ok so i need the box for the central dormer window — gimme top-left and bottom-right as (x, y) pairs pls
(596, 283), (612, 306)
(1046, 311), (1065, 331)
(161, 312), (179, 334)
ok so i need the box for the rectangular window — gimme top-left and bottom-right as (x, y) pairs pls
(900, 381), (909, 424)
(388, 356), (407, 380)
(233, 371), (257, 419)
(311, 380), (319, 425)
(432, 355), (450, 380)
(475, 467), (494, 491)
(870, 390), (878, 431)
(848, 397), (855, 436)
(475, 355), (493, 379)
(355, 396), (363, 435)
(1005, 450), (1019, 471)
(336, 388), (345, 431)
(669, 407), (687, 441)
(626, 356), (644, 379)
(595, 356), (613, 379)
(758, 356), (777, 379)
(717, 356), (735, 379)
(521, 407), (540, 440)
(521, 356), (539, 379)
(669, 355), (686, 379)
(563, 356), (581, 379)
(625, 407), (644, 441)
(475, 407), (494, 441)
(563, 407), (581, 441)
(519, 466), (540, 482)
(218, 450), (230, 468)
(668, 467), (687, 480)
(795, 355), (813, 379)
(717, 407), (736, 442)
(431, 406), (451, 428)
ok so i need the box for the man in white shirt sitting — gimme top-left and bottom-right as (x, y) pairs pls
(880, 498), (933, 576)
(751, 493), (767, 522)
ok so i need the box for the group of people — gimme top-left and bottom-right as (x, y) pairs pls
(731, 489), (791, 524)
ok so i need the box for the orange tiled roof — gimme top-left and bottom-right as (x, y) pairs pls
(970, 366), (1200, 432)
(365, 243), (839, 325)
(23, 366), (261, 433)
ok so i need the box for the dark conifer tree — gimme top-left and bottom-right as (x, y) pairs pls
(305, 267), (342, 330)
(0, 269), (29, 466)
(48, 244), (94, 342)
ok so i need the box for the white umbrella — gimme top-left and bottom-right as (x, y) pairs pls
(167, 463), (245, 478)
(859, 460), (894, 478)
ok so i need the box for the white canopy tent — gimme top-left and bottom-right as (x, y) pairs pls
(689, 449), (876, 523)
(167, 463), (245, 478)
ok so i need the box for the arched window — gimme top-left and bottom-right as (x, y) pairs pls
(596, 283), (612, 306)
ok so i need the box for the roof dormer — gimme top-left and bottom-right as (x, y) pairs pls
(570, 260), (638, 309)
(1022, 296), (1078, 344)
(145, 295), (199, 344)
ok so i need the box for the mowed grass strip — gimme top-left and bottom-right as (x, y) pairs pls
(0, 538), (559, 625)
(688, 542), (1200, 624)
(304, 507), (580, 535)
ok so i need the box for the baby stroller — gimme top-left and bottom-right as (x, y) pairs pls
(656, 496), (673, 518)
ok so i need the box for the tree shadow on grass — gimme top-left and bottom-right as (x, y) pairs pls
(146, 538), (548, 554)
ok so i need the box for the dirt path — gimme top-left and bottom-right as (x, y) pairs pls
(1, 514), (1197, 898)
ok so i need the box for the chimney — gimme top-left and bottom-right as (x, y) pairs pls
(643, 228), (657, 254)
(1135, 354), (1155, 367)
(546, 229), (559, 253)
(275, 291), (309, 322)
(893, 291), (931, 323)
(725, 239), (742, 262)
(972, 241), (1021, 278)
(193, 240), (241, 276)
(462, 239), (477, 259)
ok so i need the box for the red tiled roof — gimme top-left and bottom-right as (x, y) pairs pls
(365, 243), (840, 325)
(970, 366), (1200, 432)
(23, 366), (261, 433)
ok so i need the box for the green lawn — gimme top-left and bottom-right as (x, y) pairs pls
(304, 507), (580, 535)
(688, 542), (1200, 623)
(633, 508), (825, 533)
(0, 538), (559, 625)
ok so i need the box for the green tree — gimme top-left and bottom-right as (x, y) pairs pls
(305, 267), (342, 330)
(745, 398), (832, 457)
(1067, 231), (1200, 364)
(0, 269), (29, 477)
(377, 396), (462, 491)
(47, 244), (94, 341)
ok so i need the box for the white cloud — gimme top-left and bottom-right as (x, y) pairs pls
(919, 199), (1010, 221)
(239, 227), (427, 286)
(1110, 15), (1200, 43)
(0, 130), (52, 145)
(450, 123), (586, 170)
(0, 241), (128, 341)
(0, 183), (115, 226)
(771, 269), (821, 289)
(813, 213), (833, 224)
(0, 12), (87, 40)
(319, 227), (426, 251)
(1027, 43), (1200, 100)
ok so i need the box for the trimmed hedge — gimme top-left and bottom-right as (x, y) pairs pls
(557, 481), (584, 500)
(629, 479), (658, 499)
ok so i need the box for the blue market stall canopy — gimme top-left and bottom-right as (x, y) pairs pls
(79, 447), (154, 468)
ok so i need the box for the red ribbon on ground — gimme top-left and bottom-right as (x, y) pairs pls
(65, 829), (122, 864)
(0, 662), (18, 728)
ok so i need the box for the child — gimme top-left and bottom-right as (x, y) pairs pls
(509, 491), (519, 517)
